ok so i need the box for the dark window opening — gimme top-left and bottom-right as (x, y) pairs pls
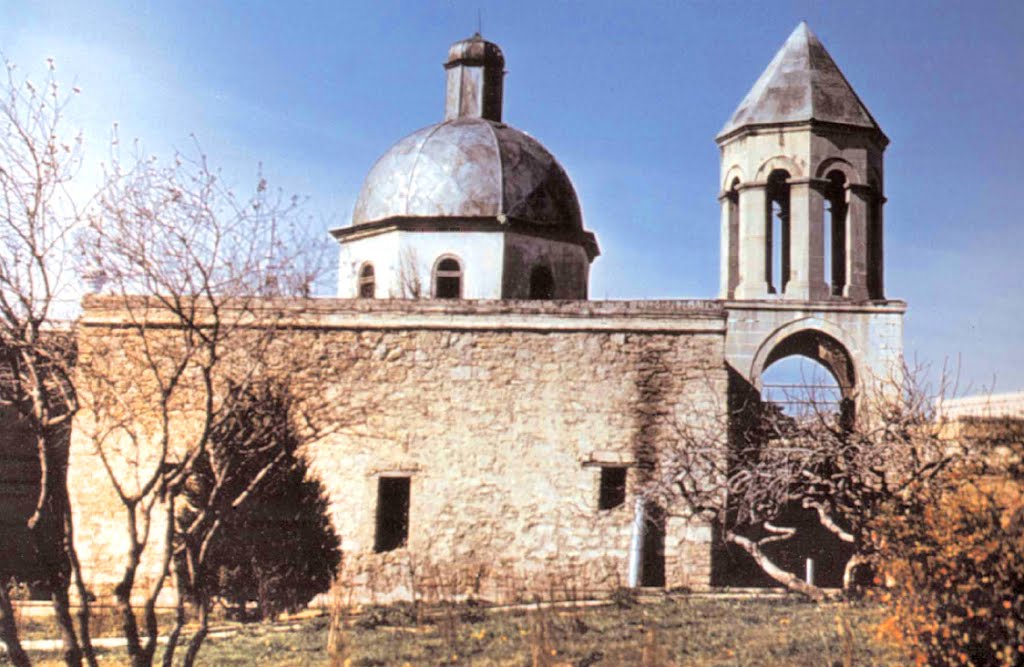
(358, 263), (376, 298)
(433, 257), (462, 299)
(374, 477), (410, 553)
(765, 170), (791, 295)
(598, 466), (627, 510)
(529, 265), (555, 299)
(825, 171), (848, 296)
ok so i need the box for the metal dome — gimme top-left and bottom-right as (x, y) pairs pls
(350, 117), (584, 230)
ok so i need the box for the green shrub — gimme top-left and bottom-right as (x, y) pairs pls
(609, 586), (638, 609)
(354, 602), (418, 629)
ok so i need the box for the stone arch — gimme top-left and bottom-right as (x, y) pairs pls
(814, 157), (861, 185)
(754, 155), (803, 181)
(722, 165), (745, 191)
(748, 317), (862, 401)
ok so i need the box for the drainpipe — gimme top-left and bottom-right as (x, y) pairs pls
(627, 497), (646, 587)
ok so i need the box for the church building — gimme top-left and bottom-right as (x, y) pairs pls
(68, 23), (904, 601)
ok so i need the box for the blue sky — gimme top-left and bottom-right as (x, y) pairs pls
(2, 1), (1022, 393)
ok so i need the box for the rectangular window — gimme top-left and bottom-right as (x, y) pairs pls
(374, 477), (410, 552)
(598, 466), (627, 510)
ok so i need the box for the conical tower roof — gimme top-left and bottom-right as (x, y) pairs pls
(718, 22), (885, 142)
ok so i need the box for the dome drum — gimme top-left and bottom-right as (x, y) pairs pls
(331, 215), (599, 261)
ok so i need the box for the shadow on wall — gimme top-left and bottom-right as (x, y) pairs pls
(632, 346), (669, 588)
(0, 405), (66, 597)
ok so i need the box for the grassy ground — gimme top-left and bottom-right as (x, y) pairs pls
(16, 596), (910, 666)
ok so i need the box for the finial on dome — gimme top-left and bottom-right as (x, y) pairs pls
(444, 33), (505, 122)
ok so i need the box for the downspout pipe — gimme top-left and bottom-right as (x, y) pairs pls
(627, 497), (646, 587)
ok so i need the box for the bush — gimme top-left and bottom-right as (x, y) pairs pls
(354, 602), (418, 629)
(871, 470), (1024, 666)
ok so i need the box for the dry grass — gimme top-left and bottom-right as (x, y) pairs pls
(12, 595), (910, 666)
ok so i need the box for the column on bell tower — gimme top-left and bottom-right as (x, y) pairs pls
(784, 178), (828, 300)
(733, 183), (770, 299)
(718, 184), (740, 299)
(843, 183), (872, 300)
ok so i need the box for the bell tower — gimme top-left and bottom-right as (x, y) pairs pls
(717, 22), (887, 302)
(718, 23), (904, 411)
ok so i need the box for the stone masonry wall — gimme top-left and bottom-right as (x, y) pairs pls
(69, 298), (728, 604)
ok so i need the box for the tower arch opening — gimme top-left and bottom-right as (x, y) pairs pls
(824, 170), (848, 297)
(758, 328), (856, 427)
(723, 328), (859, 589)
(867, 177), (884, 299)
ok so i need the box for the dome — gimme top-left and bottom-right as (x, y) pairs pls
(351, 117), (584, 230)
(447, 33), (504, 69)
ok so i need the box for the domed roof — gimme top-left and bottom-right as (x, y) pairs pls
(446, 32), (504, 68)
(351, 117), (583, 229)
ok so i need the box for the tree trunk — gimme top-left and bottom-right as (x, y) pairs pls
(30, 431), (83, 667)
(842, 552), (868, 593)
(0, 584), (31, 667)
(181, 599), (209, 667)
(49, 578), (83, 667)
(160, 575), (187, 667)
(115, 570), (146, 667)
(67, 503), (99, 667)
(726, 531), (825, 601)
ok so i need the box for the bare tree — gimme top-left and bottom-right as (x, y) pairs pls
(395, 246), (423, 299)
(649, 364), (965, 600)
(76, 142), (329, 667)
(0, 57), (97, 667)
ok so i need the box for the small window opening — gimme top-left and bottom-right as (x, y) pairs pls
(529, 265), (555, 299)
(825, 171), (847, 296)
(433, 257), (462, 299)
(358, 263), (376, 298)
(598, 466), (627, 510)
(374, 477), (410, 553)
(765, 170), (791, 294)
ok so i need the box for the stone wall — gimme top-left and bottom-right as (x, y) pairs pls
(69, 298), (729, 603)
